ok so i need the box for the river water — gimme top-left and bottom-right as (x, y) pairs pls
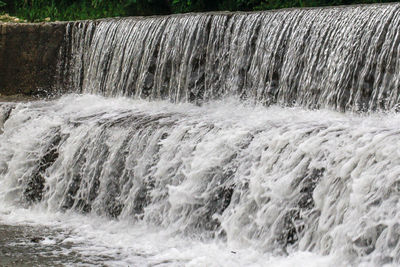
(0, 208), (334, 266)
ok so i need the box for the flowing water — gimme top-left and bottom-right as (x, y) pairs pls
(62, 4), (400, 112)
(2, 3), (400, 267)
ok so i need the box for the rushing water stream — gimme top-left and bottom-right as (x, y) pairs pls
(62, 4), (400, 112)
(2, 3), (400, 266)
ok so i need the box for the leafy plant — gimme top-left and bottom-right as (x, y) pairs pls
(1, 0), (399, 22)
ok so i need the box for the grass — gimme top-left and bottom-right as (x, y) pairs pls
(11, 1), (126, 22)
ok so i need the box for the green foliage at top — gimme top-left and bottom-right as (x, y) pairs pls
(0, 0), (398, 22)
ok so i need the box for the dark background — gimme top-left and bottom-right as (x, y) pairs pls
(0, 0), (398, 21)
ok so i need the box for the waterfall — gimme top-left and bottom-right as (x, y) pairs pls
(2, 95), (400, 265)
(63, 4), (400, 111)
(2, 3), (400, 266)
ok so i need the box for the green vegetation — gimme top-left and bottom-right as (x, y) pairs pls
(0, 0), (398, 22)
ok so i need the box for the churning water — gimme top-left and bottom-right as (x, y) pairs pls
(2, 3), (400, 267)
(1, 95), (400, 266)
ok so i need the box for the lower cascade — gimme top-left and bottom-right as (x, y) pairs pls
(1, 95), (400, 265)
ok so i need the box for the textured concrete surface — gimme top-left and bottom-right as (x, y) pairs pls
(0, 22), (67, 96)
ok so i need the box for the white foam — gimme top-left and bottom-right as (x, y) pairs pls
(2, 94), (400, 265)
(0, 206), (337, 266)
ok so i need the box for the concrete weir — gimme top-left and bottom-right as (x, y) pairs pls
(0, 22), (67, 96)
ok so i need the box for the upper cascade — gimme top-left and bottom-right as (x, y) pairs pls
(61, 4), (400, 112)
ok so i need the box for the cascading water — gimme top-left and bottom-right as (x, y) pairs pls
(62, 4), (400, 111)
(2, 3), (400, 266)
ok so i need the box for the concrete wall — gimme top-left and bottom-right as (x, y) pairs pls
(0, 22), (67, 96)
